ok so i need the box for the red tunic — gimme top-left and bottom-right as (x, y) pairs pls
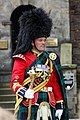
(10, 51), (63, 107)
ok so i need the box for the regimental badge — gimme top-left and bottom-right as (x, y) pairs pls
(49, 53), (57, 60)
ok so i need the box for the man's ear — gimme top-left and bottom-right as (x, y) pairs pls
(31, 41), (34, 47)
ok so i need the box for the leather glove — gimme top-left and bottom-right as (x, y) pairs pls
(24, 88), (34, 99)
(55, 109), (63, 120)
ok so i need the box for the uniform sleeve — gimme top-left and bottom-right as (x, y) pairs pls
(10, 58), (27, 93)
(49, 68), (63, 102)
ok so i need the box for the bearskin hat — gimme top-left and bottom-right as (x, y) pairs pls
(14, 5), (52, 55)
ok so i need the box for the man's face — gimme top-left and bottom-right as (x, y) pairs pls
(32, 37), (46, 52)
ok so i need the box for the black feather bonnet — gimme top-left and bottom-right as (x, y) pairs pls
(14, 6), (52, 55)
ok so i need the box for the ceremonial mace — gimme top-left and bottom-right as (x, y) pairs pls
(27, 67), (36, 120)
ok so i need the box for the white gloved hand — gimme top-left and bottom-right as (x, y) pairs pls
(55, 109), (63, 120)
(24, 88), (34, 99)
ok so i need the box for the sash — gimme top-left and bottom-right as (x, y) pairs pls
(15, 51), (53, 114)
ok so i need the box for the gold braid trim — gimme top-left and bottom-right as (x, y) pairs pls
(49, 60), (53, 73)
(45, 58), (49, 65)
(23, 77), (31, 86)
(56, 100), (63, 103)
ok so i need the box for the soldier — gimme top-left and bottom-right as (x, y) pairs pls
(10, 5), (69, 120)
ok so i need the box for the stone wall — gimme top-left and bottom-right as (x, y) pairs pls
(70, 0), (80, 67)
(0, 0), (70, 42)
(69, 0), (80, 118)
